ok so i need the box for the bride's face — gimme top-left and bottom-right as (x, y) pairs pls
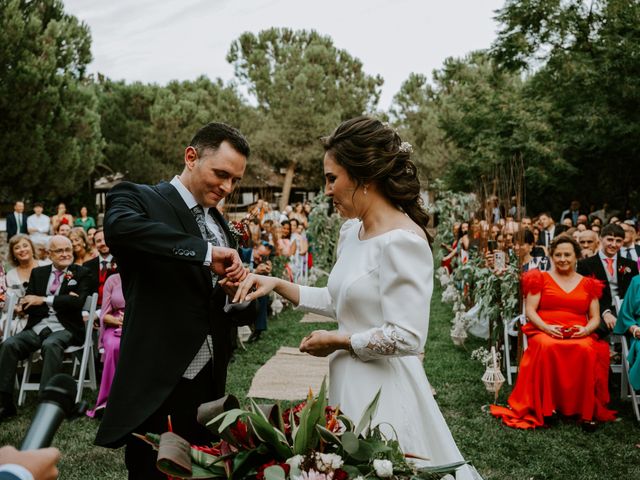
(323, 153), (359, 219)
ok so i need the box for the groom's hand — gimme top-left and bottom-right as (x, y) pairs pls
(211, 247), (246, 282)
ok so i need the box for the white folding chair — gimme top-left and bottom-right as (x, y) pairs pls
(18, 293), (99, 405)
(504, 305), (528, 385)
(1, 292), (19, 342)
(614, 296), (640, 421)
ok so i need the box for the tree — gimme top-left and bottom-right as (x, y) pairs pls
(96, 76), (254, 185)
(492, 0), (640, 211)
(227, 28), (383, 209)
(0, 0), (102, 201)
(390, 73), (462, 185)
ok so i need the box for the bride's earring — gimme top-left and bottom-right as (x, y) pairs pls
(363, 185), (368, 195)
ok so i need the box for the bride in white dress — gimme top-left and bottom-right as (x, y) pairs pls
(234, 117), (481, 480)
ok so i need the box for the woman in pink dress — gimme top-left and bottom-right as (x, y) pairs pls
(87, 273), (124, 417)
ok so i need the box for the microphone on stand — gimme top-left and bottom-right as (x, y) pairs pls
(20, 374), (77, 451)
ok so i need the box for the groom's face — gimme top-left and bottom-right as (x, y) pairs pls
(186, 142), (246, 208)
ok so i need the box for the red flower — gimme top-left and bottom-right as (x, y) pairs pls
(192, 444), (222, 456)
(229, 419), (254, 448)
(333, 468), (348, 480)
(256, 460), (290, 480)
(282, 401), (307, 434)
(63, 271), (74, 281)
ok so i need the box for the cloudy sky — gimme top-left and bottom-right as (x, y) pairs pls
(64, 0), (505, 110)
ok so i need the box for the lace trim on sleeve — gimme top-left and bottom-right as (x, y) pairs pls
(350, 325), (420, 361)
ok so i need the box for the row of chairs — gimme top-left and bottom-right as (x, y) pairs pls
(1, 291), (99, 405)
(502, 298), (640, 421)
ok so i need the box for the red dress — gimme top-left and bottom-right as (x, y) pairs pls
(491, 270), (616, 429)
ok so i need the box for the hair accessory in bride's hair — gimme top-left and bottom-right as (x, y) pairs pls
(399, 141), (413, 154)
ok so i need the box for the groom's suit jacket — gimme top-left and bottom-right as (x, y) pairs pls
(23, 263), (91, 345)
(577, 253), (638, 337)
(95, 181), (256, 448)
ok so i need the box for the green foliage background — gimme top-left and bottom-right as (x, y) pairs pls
(1, 0), (638, 217)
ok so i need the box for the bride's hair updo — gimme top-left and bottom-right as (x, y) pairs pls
(321, 116), (431, 241)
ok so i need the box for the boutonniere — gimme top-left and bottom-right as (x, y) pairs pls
(109, 261), (118, 272)
(228, 220), (250, 248)
(619, 265), (632, 275)
(63, 271), (74, 281)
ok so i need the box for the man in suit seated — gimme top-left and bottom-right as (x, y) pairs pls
(83, 228), (117, 308)
(0, 235), (90, 422)
(578, 230), (599, 258)
(620, 221), (640, 263)
(536, 212), (566, 251)
(577, 224), (639, 338)
(560, 200), (583, 227)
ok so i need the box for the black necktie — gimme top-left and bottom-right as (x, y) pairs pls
(626, 248), (633, 260)
(100, 260), (108, 271)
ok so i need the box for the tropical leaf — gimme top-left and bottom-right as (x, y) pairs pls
(210, 408), (246, 433)
(355, 388), (381, 436)
(316, 424), (342, 446)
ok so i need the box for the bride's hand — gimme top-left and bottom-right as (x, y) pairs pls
(299, 330), (349, 357)
(232, 273), (279, 303)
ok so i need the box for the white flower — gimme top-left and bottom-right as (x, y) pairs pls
(315, 453), (343, 472)
(373, 459), (393, 478)
(286, 455), (305, 470)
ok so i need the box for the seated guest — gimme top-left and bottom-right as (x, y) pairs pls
(491, 236), (616, 429)
(0, 236), (90, 422)
(74, 206), (96, 232)
(578, 230), (599, 258)
(87, 227), (97, 249)
(56, 223), (71, 237)
(620, 221), (640, 263)
(4, 235), (46, 299)
(87, 273), (124, 418)
(519, 229), (550, 272)
(246, 243), (274, 342)
(613, 275), (640, 392)
(577, 223), (638, 338)
(26, 203), (50, 246)
(50, 203), (73, 235)
(83, 229), (117, 308)
(69, 227), (95, 265)
(536, 212), (566, 250)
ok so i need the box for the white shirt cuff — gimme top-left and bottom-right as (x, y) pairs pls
(203, 243), (213, 266)
(0, 464), (35, 480)
(45, 295), (54, 306)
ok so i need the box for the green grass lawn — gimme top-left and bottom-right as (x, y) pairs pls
(1, 284), (639, 479)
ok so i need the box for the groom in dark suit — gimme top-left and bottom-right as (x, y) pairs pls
(95, 122), (255, 479)
(577, 223), (638, 338)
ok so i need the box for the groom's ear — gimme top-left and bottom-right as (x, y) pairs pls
(184, 146), (198, 168)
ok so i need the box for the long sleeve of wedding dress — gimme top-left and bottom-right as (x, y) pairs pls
(349, 231), (432, 361)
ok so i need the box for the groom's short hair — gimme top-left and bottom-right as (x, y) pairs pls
(190, 122), (250, 158)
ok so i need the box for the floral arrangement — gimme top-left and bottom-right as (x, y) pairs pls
(228, 219), (251, 248)
(135, 380), (465, 479)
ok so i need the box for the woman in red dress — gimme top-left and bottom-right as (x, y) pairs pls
(491, 235), (616, 429)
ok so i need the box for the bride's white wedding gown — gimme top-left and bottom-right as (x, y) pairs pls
(297, 220), (480, 480)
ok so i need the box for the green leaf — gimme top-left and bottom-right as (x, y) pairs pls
(264, 465), (287, 480)
(246, 414), (292, 459)
(416, 460), (467, 475)
(210, 409), (246, 433)
(355, 388), (381, 436)
(316, 424), (341, 446)
(341, 431), (359, 454)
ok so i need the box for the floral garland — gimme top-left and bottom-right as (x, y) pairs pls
(136, 380), (466, 479)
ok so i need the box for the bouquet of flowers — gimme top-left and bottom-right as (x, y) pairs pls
(135, 380), (465, 479)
